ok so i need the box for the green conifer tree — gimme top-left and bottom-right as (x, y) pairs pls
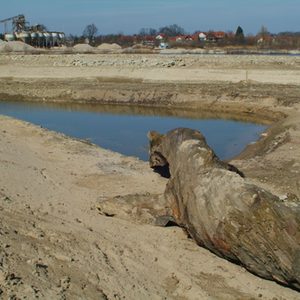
(235, 26), (245, 44)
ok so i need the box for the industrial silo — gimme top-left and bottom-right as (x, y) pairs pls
(58, 33), (65, 46)
(30, 32), (38, 47)
(43, 32), (51, 47)
(37, 32), (44, 47)
(4, 33), (15, 41)
(51, 32), (58, 47)
(16, 31), (31, 44)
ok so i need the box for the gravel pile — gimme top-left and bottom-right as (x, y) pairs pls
(73, 44), (95, 53)
(0, 41), (35, 53)
(0, 40), (9, 52)
(9, 41), (35, 52)
(66, 55), (185, 68)
(97, 43), (121, 51)
(1, 52), (298, 70)
(54, 53), (299, 69)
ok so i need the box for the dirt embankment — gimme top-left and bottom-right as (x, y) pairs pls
(1, 116), (300, 300)
(0, 53), (300, 299)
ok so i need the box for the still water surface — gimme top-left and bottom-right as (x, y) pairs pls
(0, 101), (267, 161)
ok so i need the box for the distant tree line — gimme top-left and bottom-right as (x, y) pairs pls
(66, 23), (300, 50)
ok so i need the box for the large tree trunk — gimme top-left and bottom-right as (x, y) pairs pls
(148, 128), (300, 290)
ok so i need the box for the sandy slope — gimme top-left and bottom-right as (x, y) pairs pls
(0, 116), (299, 299)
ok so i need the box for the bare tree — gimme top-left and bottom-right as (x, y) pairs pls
(139, 28), (157, 36)
(258, 25), (270, 38)
(83, 24), (98, 42)
(159, 24), (185, 36)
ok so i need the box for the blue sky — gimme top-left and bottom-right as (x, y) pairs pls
(0, 0), (299, 35)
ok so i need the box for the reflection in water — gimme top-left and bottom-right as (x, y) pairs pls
(12, 101), (271, 124)
(0, 100), (267, 161)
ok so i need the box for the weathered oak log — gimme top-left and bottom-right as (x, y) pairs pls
(148, 128), (300, 290)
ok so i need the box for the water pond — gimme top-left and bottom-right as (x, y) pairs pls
(0, 101), (267, 161)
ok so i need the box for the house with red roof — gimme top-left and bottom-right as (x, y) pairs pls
(155, 34), (166, 40)
(206, 31), (225, 42)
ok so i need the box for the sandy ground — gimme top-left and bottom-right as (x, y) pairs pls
(0, 53), (300, 84)
(0, 53), (300, 299)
